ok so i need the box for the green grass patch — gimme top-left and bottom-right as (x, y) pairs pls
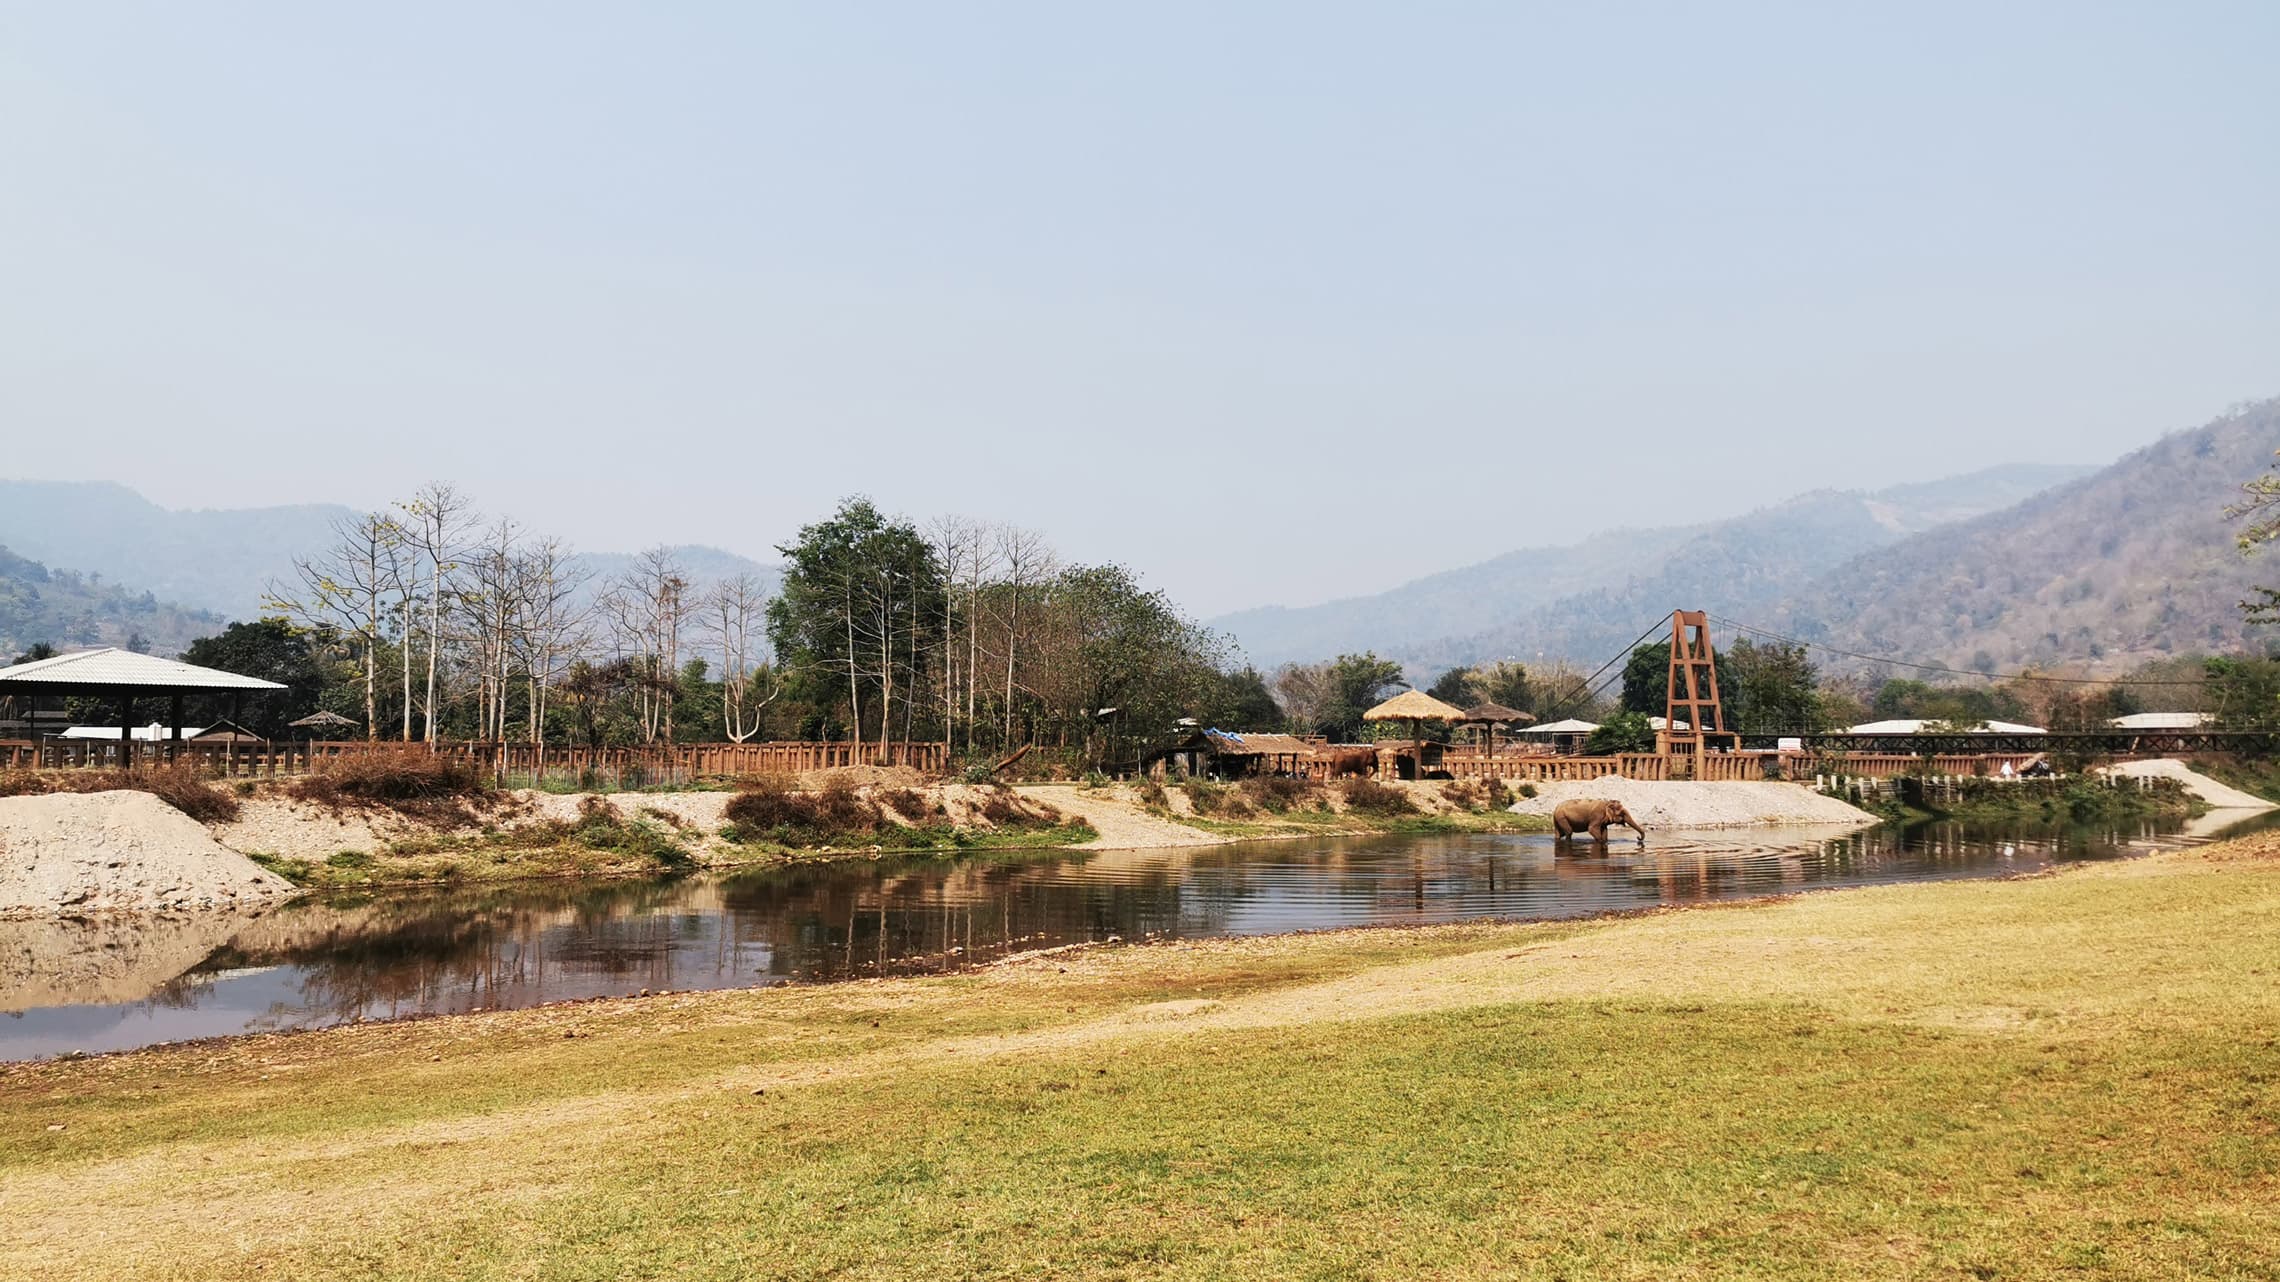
(7, 847), (2279, 1278)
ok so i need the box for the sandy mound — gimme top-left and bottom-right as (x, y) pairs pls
(0, 791), (296, 917)
(1509, 778), (1877, 828)
(1018, 785), (1229, 850)
(2101, 759), (2274, 811)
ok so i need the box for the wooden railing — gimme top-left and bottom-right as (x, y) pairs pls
(1436, 753), (1695, 783)
(1812, 752), (2044, 779)
(0, 738), (950, 784)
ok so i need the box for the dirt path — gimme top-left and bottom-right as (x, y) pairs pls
(2101, 758), (2274, 811)
(1016, 784), (1230, 849)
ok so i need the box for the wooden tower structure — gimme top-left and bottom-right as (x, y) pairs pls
(1661, 610), (1735, 758)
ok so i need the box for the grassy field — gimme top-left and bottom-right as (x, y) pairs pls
(3, 838), (2277, 1279)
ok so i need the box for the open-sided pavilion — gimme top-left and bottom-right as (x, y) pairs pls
(0, 648), (286, 767)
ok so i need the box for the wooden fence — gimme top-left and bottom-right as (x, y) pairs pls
(0, 737), (950, 786)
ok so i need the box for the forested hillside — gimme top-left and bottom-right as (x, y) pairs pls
(0, 543), (224, 656)
(1212, 464), (2090, 670)
(0, 481), (350, 620)
(1771, 399), (2280, 674)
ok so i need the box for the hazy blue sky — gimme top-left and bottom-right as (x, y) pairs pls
(2, 2), (2274, 615)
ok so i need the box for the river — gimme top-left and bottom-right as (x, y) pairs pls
(5, 811), (2272, 1060)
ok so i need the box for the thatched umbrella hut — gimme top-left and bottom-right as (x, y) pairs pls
(1461, 701), (1536, 757)
(1362, 689), (1469, 780)
(288, 710), (359, 739)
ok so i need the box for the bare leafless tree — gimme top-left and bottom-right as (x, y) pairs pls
(400, 483), (477, 745)
(266, 512), (405, 739)
(603, 548), (690, 743)
(703, 573), (778, 742)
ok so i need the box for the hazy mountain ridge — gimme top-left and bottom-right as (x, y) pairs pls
(1768, 399), (2280, 673)
(0, 482), (778, 621)
(1212, 463), (2094, 670)
(0, 543), (224, 657)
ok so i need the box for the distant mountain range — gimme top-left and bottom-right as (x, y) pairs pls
(1209, 463), (2096, 671)
(1770, 398), (2280, 673)
(0, 482), (778, 624)
(0, 543), (224, 658)
(8, 395), (2277, 677)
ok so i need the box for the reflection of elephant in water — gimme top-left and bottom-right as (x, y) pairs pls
(1553, 798), (1645, 843)
(1318, 746), (1381, 778)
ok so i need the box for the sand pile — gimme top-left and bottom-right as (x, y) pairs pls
(1508, 778), (1877, 829)
(0, 791), (297, 917)
(2100, 759), (2274, 811)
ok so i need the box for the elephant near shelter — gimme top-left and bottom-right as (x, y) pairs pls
(1552, 798), (1646, 844)
(1317, 746), (1381, 778)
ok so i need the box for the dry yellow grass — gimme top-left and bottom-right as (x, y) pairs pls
(2, 842), (2276, 1279)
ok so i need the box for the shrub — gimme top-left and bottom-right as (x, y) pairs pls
(1239, 775), (1317, 814)
(1134, 778), (1169, 809)
(1440, 779), (1483, 810)
(1482, 777), (1514, 809)
(291, 749), (490, 824)
(0, 762), (243, 824)
(976, 785), (1064, 829)
(1180, 780), (1254, 819)
(1517, 782), (1539, 799)
(874, 787), (928, 821)
(510, 797), (692, 868)
(723, 774), (886, 845)
(1339, 777), (1417, 816)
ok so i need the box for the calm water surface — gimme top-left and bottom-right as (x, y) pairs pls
(6, 811), (2273, 1060)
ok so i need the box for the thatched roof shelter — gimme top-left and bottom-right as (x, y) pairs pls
(1460, 701), (1536, 756)
(288, 710), (360, 735)
(1363, 690), (1467, 780)
(1361, 690), (1468, 724)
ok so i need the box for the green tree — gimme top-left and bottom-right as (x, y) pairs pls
(1474, 661), (1532, 713)
(1201, 666), (1282, 731)
(1620, 643), (1670, 714)
(1721, 639), (1821, 733)
(1426, 666), (1474, 706)
(1031, 563), (1226, 767)
(1320, 653), (1405, 741)
(767, 498), (946, 756)
(180, 618), (333, 737)
(1583, 711), (1656, 754)
(2203, 656), (2280, 728)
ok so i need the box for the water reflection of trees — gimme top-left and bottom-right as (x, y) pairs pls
(17, 814), (2212, 1051)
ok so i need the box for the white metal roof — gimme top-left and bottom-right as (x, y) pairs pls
(59, 722), (211, 741)
(1846, 718), (2047, 735)
(2110, 711), (2212, 730)
(1512, 718), (1600, 734)
(0, 647), (286, 691)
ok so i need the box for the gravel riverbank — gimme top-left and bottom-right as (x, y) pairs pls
(1508, 778), (1879, 829)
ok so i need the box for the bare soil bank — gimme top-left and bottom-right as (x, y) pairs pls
(0, 792), (294, 917)
(1508, 777), (1879, 828)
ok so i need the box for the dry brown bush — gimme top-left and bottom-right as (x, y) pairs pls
(289, 750), (492, 825)
(725, 774), (886, 844)
(976, 785), (1063, 828)
(874, 787), (928, 821)
(1338, 777), (1417, 816)
(0, 762), (242, 824)
(1238, 775), (1321, 813)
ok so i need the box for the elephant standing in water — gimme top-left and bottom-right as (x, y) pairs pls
(1552, 798), (1646, 845)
